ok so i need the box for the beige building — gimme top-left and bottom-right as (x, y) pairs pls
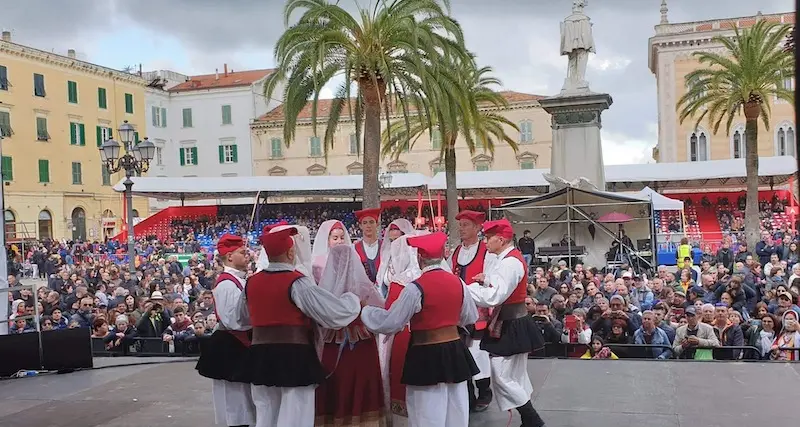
(648, 10), (795, 163)
(250, 91), (551, 178)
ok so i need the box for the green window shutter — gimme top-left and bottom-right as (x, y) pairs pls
(191, 147), (198, 165)
(38, 159), (49, 183)
(231, 145), (238, 163)
(70, 122), (77, 145)
(79, 123), (86, 146)
(271, 138), (282, 157)
(182, 108), (192, 127)
(179, 148), (186, 166)
(36, 117), (48, 141)
(133, 131), (140, 145)
(1, 156), (12, 181)
(152, 106), (158, 126)
(218, 145), (225, 163)
(222, 105), (232, 124)
(98, 87), (107, 109)
(67, 81), (77, 103)
(125, 93), (133, 113)
(160, 108), (167, 127)
(96, 126), (103, 147)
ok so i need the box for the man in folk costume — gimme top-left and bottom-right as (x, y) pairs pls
(245, 225), (362, 427)
(467, 219), (547, 427)
(362, 232), (479, 427)
(449, 210), (495, 412)
(354, 208), (383, 284)
(195, 234), (256, 427)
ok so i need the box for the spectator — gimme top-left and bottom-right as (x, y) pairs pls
(533, 276), (557, 308)
(70, 296), (95, 329)
(580, 336), (619, 359)
(633, 311), (672, 359)
(770, 310), (800, 361)
(755, 231), (778, 266)
(672, 306), (720, 359)
(630, 276), (654, 311)
(711, 304), (744, 360)
(136, 296), (171, 338)
(517, 230), (535, 270)
(163, 306), (194, 342)
(715, 240), (735, 271)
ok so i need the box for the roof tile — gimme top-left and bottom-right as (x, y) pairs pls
(169, 69), (274, 92)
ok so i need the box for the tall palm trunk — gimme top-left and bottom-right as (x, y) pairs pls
(743, 101), (760, 249)
(444, 138), (458, 246)
(360, 78), (385, 209)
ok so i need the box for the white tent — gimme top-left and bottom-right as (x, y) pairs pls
(498, 187), (653, 269)
(634, 186), (683, 211)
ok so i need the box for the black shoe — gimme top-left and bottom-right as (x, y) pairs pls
(474, 388), (492, 412)
(517, 401), (545, 427)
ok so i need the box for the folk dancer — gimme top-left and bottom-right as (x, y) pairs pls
(244, 225), (362, 427)
(450, 210), (495, 412)
(376, 218), (415, 296)
(311, 219), (352, 283)
(353, 208), (383, 284)
(467, 219), (547, 427)
(362, 232), (479, 427)
(315, 245), (387, 426)
(195, 234), (256, 427)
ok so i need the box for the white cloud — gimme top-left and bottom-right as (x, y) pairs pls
(601, 122), (658, 165)
(589, 56), (632, 72)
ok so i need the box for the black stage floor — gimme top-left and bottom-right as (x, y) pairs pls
(0, 358), (796, 426)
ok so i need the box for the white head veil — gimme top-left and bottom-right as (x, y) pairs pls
(376, 218), (416, 290)
(311, 220), (352, 282)
(387, 235), (422, 287)
(319, 245), (384, 307)
(255, 224), (313, 278)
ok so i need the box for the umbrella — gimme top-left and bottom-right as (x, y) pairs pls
(597, 212), (633, 223)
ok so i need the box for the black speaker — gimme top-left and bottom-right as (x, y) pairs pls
(0, 332), (41, 377)
(41, 329), (93, 372)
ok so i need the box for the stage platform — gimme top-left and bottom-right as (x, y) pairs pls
(0, 358), (796, 426)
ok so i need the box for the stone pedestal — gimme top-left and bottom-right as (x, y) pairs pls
(539, 92), (613, 191)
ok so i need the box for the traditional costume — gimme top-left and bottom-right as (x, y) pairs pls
(362, 232), (479, 427)
(353, 208), (383, 284)
(311, 220), (352, 283)
(450, 210), (495, 412)
(245, 225), (362, 427)
(467, 219), (546, 427)
(196, 234), (256, 427)
(376, 218), (416, 296)
(315, 245), (387, 426)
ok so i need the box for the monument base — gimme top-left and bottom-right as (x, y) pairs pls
(539, 91), (613, 191)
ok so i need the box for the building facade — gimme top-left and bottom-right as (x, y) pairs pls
(0, 31), (149, 241)
(648, 10), (795, 163)
(250, 91), (551, 179)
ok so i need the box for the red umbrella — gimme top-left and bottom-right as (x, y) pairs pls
(597, 212), (633, 223)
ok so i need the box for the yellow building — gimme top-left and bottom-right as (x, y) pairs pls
(649, 10), (795, 163)
(0, 31), (149, 241)
(250, 91), (551, 180)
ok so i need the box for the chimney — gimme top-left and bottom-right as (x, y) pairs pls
(224, 63), (228, 77)
(67, 49), (76, 59)
(215, 68), (219, 80)
(1, 31), (10, 42)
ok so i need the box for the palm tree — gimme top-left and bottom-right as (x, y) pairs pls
(382, 62), (519, 244)
(676, 20), (793, 248)
(263, 0), (470, 208)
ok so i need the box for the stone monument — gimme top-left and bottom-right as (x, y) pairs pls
(539, 0), (612, 191)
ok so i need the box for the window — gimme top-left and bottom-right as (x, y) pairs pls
(219, 144), (238, 164)
(689, 131), (708, 162)
(33, 73), (45, 97)
(101, 164), (111, 186)
(38, 159), (50, 183)
(35, 117), (49, 141)
(309, 136), (322, 157)
(476, 164), (490, 172)
(520, 161), (535, 170)
(431, 160), (445, 174)
(776, 75), (794, 103)
(431, 130), (441, 150)
(96, 125), (112, 147)
(1, 156), (12, 181)
(182, 108), (193, 128)
(519, 120), (533, 143)
(124, 93), (134, 114)
(686, 75), (704, 103)
(70, 122), (86, 146)
(349, 133), (359, 154)
(71, 162), (82, 184)
(0, 65), (8, 90)
(347, 162), (364, 175)
(180, 147), (198, 166)
(270, 138), (282, 158)
(155, 146), (163, 166)
(731, 126), (745, 159)
(307, 164), (327, 176)
(98, 87), (107, 109)
(152, 106), (167, 128)
(269, 166), (287, 176)
(776, 124), (796, 156)
(67, 80), (78, 104)
(221, 105), (232, 125)
(0, 111), (12, 137)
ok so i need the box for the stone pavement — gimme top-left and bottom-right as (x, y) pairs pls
(0, 358), (797, 426)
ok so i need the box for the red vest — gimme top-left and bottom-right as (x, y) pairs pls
(502, 249), (528, 305)
(354, 239), (381, 283)
(213, 271), (250, 347)
(409, 269), (463, 331)
(452, 241), (491, 330)
(245, 270), (311, 328)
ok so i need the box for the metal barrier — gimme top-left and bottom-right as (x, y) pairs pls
(91, 336), (204, 357)
(528, 342), (796, 361)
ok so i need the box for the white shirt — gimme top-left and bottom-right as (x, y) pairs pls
(467, 246), (525, 308)
(361, 239), (380, 259)
(361, 265), (478, 335)
(213, 266), (250, 331)
(449, 240), (498, 273)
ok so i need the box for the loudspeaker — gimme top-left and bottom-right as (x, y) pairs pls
(0, 332), (41, 377)
(41, 329), (93, 372)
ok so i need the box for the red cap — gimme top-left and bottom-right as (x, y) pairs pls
(389, 223), (400, 231)
(261, 221), (289, 236)
(407, 232), (448, 259)
(355, 208), (381, 223)
(331, 221), (344, 230)
(455, 210), (485, 225)
(260, 227), (297, 257)
(217, 234), (244, 256)
(482, 219), (514, 239)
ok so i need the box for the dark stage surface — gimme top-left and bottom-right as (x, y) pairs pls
(0, 358), (797, 426)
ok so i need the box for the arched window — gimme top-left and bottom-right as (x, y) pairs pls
(775, 123), (796, 156)
(38, 210), (52, 240)
(71, 207), (86, 241)
(730, 125), (746, 159)
(4, 210), (16, 240)
(689, 130), (709, 162)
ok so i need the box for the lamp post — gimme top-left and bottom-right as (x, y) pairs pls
(98, 120), (155, 272)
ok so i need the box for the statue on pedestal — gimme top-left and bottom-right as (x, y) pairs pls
(560, 0), (595, 93)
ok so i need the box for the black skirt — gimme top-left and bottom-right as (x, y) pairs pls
(249, 343), (325, 387)
(401, 339), (479, 386)
(196, 330), (251, 383)
(480, 315), (545, 357)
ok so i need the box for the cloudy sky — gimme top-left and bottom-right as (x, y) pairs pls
(2, 0), (793, 164)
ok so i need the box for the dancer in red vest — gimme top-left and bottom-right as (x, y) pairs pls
(467, 219), (547, 427)
(362, 232), (479, 427)
(449, 210), (494, 412)
(353, 208), (382, 284)
(196, 234), (255, 427)
(245, 225), (362, 427)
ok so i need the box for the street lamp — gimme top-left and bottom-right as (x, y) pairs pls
(98, 120), (155, 271)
